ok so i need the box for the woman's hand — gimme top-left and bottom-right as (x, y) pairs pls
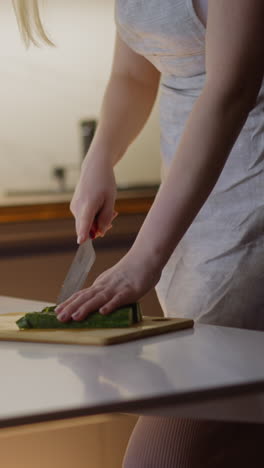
(70, 154), (117, 243)
(55, 249), (162, 322)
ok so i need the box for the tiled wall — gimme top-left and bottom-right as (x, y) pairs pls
(0, 0), (160, 195)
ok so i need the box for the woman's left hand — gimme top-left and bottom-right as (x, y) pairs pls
(55, 250), (162, 322)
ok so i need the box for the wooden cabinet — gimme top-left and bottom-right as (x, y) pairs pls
(0, 414), (139, 468)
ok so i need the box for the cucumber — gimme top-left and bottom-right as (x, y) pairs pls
(16, 303), (142, 329)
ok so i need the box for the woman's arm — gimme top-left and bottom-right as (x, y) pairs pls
(133, 0), (264, 271)
(87, 32), (160, 166)
(56, 0), (264, 319)
(70, 33), (160, 242)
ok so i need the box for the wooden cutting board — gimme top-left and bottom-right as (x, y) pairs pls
(0, 313), (194, 346)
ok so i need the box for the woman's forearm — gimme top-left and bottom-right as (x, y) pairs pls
(86, 72), (159, 166)
(132, 84), (255, 271)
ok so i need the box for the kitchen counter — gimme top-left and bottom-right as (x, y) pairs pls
(0, 186), (158, 223)
(0, 192), (74, 207)
(1, 296), (264, 429)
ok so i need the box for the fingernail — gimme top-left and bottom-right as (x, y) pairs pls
(77, 235), (84, 244)
(99, 308), (107, 315)
(72, 312), (81, 319)
(57, 313), (67, 321)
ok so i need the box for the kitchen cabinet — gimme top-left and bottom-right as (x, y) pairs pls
(0, 414), (138, 468)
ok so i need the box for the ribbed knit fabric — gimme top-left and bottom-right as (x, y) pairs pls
(123, 417), (264, 467)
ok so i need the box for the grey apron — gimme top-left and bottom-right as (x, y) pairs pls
(115, 0), (264, 330)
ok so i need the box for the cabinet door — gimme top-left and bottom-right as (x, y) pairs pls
(0, 414), (139, 468)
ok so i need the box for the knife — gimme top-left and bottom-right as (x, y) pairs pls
(56, 237), (96, 304)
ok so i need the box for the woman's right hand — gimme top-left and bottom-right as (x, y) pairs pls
(70, 154), (117, 243)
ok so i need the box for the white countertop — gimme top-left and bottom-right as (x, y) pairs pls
(0, 296), (264, 428)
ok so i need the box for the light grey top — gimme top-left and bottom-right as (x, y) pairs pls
(0, 297), (264, 427)
(115, 0), (264, 330)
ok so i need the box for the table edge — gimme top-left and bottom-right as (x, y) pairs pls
(1, 379), (263, 429)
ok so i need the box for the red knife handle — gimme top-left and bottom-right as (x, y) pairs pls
(89, 210), (118, 239)
(89, 221), (98, 240)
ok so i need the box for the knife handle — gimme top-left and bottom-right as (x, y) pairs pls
(89, 223), (98, 240)
(89, 210), (118, 239)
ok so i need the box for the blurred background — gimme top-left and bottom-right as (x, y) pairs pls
(0, 0), (163, 318)
(0, 0), (160, 196)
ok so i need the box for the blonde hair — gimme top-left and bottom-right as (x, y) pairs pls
(12, 0), (54, 46)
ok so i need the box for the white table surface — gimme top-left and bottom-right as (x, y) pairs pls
(0, 296), (264, 428)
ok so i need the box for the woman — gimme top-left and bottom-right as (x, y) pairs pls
(14, 1), (264, 466)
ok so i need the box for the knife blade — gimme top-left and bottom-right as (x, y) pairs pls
(56, 238), (96, 304)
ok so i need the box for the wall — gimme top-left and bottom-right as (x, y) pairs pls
(0, 0), (160, 195)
